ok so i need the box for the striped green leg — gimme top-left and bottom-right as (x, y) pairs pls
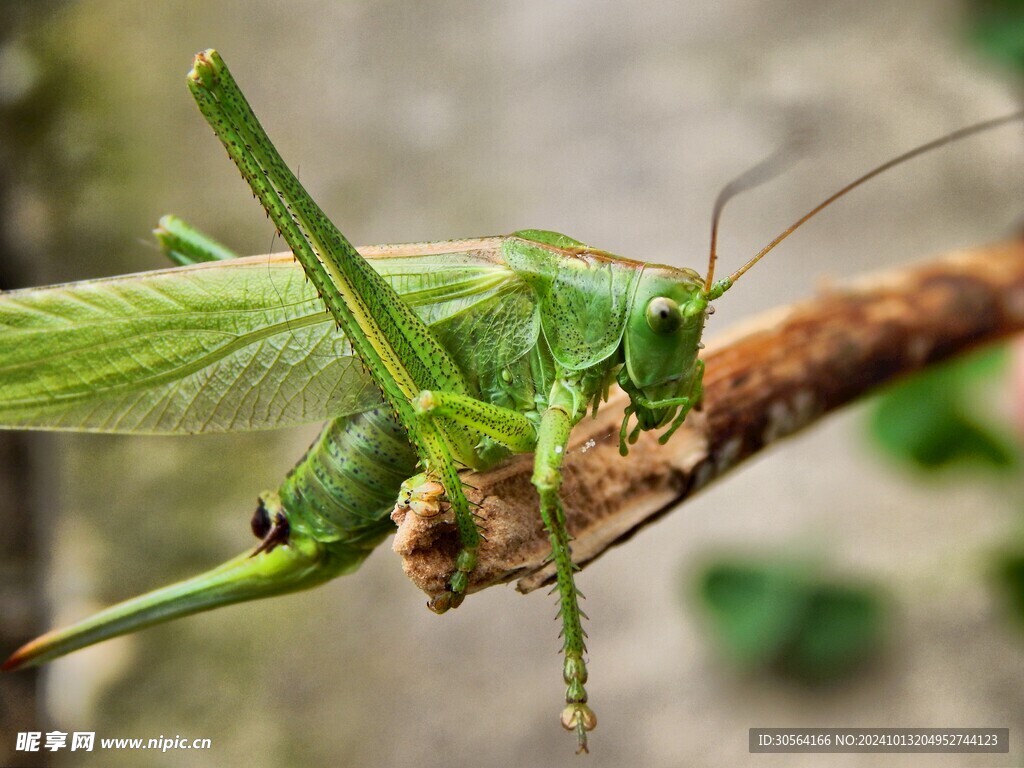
(411, 390), (538, 453)
(187, 50), (483, 609)
(410, 390), (538, 611)
(534, 404), (595, 754)
(413, 389), (595, 750)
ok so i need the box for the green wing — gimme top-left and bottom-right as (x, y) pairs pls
(0, 237), (538, 434)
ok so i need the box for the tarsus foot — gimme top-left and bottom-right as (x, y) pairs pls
(561, 702), (597, 753)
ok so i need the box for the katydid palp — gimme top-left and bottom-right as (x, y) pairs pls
(1, 50), (1021, 752)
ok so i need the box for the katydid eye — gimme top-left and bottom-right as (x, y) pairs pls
(645, 297), (682, 334)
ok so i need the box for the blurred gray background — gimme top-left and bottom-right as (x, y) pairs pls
(1, 1), (1024, 766)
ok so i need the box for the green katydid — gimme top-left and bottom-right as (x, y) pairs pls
(0, 49), (1021, 752)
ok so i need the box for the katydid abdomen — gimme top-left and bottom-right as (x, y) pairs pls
(2, 406), (415, 669)
(0, 227), (560, 670)
(2, 216), (430, 667)
(280, 408), (416, 547)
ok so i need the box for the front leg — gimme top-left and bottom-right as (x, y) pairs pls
(533, 404), (596, 753)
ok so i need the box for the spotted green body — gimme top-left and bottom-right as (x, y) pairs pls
(280, 408), (416, 548)
(1, 218), (709, 751)
(0, 51), (717, 752)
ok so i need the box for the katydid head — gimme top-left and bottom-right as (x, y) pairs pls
(617, 264), (711, 449)
(615, 109), (1024, 455)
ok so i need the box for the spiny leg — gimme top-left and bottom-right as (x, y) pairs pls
(411, 389), (539, 611)
(423, 447), (481, 612)
(413, 386), (596, 748)
(187, 52), (473, 410)
(534, 405), (595, 753)
(187, 50), (483, 607)
(411, 390), (538, 454)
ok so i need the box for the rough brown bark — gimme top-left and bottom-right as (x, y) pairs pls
(393, 240), (1024, 596)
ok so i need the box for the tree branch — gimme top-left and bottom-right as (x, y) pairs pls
(392, 240), (1024, 596)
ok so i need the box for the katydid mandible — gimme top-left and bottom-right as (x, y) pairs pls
(1, 50), (1021, 753)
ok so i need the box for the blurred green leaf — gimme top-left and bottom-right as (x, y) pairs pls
(780, 585), (885, 682)
(967, 0), (1024, 73)
(869, 347), (1016, 472)
(992, 549), (1024, 626)
(698, 562), (807, 664)
(694, 557), (885, 683)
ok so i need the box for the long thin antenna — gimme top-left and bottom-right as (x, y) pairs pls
(718, 110), (1024, 292)
(705, 140), (803, 292)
